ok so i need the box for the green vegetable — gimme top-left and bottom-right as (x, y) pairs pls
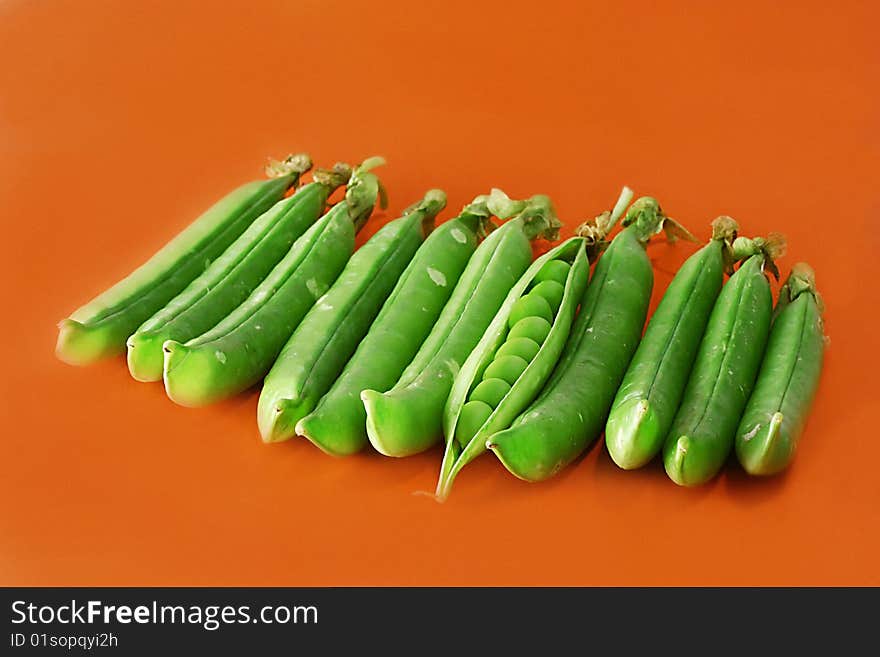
(127, 163), (350, 382)
(470, 378), (512, 408)
(162, 157), (384, 407)
(735, 263), (825, 475)
(494, 337), (541, 362)
(257, 189), (446, 443)
(56, 154), (312, 365)
(533, 259), (571, 286)
(483, 355), (531, 385)
(508, 293), (554, 327)
(485, 193), (679, 487)
(436, 233), (592, 498)
(455, 401), (494, 447)
(508, 316), (552, 343)
(663, 235), (784, 486)
(362, 191), (562, 458)
(531, 280), (565, 313)
(294, 194), (495, 456)
(605, 216), (737, 469)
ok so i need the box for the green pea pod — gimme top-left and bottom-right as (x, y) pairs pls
(56, 154), (313, 365)
(295, 195), (496, 456)
(605, 216), (738, 470)
(484, 196), (677, 489)
(663, 235), (784, 486)
(434, 237), (590, 496)
(362, 191), (562, 458)
(127, 164), (351, 382)
(735, 263), (825, 475)
(162, 157), (385, 407)
(257, 189), (447, 443)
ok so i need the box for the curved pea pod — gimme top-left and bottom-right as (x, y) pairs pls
(295, 195), (496, 456)
(257, 190), (446, 443)
(605, 216), (738, 470)
(483, 196), (677, 489)
(663, 237), (784, 487)
(362, 191), (562, 458)
(735, 263), (825, 476)
(162, 158), (384, 407)
(56, 154), (312, 365)
(127, 165), (351, 382)
(435, 237), (590, 496)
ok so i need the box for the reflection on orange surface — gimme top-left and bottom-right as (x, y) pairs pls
(0, 0), (877, 586)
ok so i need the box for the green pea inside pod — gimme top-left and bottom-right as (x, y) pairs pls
(533, 259), (570, 286)
(495, 337), (541, 362)
(530, 280), (565, 314)
(508, 316), (552, 344)
(470, 377), (512, 408)
(508, 293), (554, 328)
(456, 401), (494, 448)
(436, 234), (597, 501)
(483, 354), (530, 385)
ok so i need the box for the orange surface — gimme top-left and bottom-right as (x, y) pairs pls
(1, 0), (878, 586)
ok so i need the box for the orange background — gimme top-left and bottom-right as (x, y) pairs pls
(1, 0), (878, 586)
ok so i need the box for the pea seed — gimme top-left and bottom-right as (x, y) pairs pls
(363, 196), (547, 459)
(470, 377), (511, 408)
(456, 400), (494, 448)
(531, 280), (565, 313)
(495, 337), (541, 362)
(483, 354), (530, 385)
(533, 259), (570, 286)
(508, 293), (553, 328)
(508, 316), (552, 344)
(486, 199), (664, 486)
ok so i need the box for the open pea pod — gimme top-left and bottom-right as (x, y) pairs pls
(436, 236), (590, 499)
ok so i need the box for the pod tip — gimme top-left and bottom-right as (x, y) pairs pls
(357, 155), (387, 172)
(665, 435), (691, 486)
(265, 153), (313, 178)
(711, 215), (739, 242)
(424, 188), (448, 207)
(738, 412), (787, 476)
(312, 162), (353, 190)
(125, 332), (165, 383)
(55, 318), (108, 366)
(161, 339), (191, 378)
(606, 398), (660, 470)
(790, 262), (816, 286)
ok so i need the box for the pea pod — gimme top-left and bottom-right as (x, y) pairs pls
(162, 157), (385, 407)
(127, 164), (351, 382)
(735, 263), (825, 476)
(295, 195), (496, 456)
(663, 235), (785, 486)
(257, 189), (447, 443)
(434, 237), (589, 494)
(362, 191), (562, 458)
(605, 217), (738, 470)
(482, 195), (680, 490)
(56, 154), (312, 365)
